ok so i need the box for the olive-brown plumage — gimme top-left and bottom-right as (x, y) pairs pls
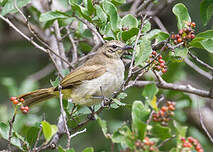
(18, 40), (132, 106)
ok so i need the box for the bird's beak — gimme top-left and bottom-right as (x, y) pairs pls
(122, 45), (133, 50)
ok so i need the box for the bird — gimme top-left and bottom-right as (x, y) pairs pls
(17, 40), (132, 107)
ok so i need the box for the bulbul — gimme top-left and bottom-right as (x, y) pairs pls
(17, 40), (132, 107)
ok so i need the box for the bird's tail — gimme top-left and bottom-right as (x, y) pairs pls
(18, 87), (55, 106)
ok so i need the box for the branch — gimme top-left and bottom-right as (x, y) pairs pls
(133, 80), (213, 99)
(189, 51), (213, 72)
(75, 16), (104, 44)
(8, 108), (17, 151)
(184, 57), (213, 80)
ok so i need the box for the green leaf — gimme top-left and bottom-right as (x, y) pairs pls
(41, 121), (58, 142)
(69, 2), (91, 21)
(121, 14), (138, 29)
(174, 47), (188, 59)
(102, 0), (119, 32)
(146, 29), (161, 40)
(0, 122), (9, 139)
(58, 146), (76, 152)
(121, 28), (139, 41)
(172, 3), (191, 30)
(111, 125), (135, 148)
(39, 10), (70, 22)
(200, 0), (213, 26)
(132, 101), (150, 140)
(82, 147), (94, 152)
(95, 5), (107, 23)
(84, 0), (95, 15)
(135, 37), (152, 66)
(117, 92), (127, 99)
(142, 83), (158, 101)
(111, 0), (126, 5)
(1, 0), (30, 16)
(142, 20), (151, 33)
(151, 124), (172, 140)
(26, 126), (40, 146)
(96, 115), (109, 138)
(156, 32), (170, 42)
(200, 38), (213, 53)
(50, 76), (60, 88)
(196, 30), (213, 38)
(0, 0), (8, 7)
(113, 99), (126, 106)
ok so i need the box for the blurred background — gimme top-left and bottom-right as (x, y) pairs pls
(1, 0), (213, 151)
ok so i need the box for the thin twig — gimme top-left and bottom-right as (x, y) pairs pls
(58, 85), (71, 149)
(33, 123), (43, 151)
(70, 128), (87, 138)
(0, 15), (72, 68)
(198, 102), (213, 143)
(8, 108), (17, 151)
(66, 26), (78, 64)
(189, 51), (213, 72)
(184, 57), (212, 80)
(75, 16), (104, 44)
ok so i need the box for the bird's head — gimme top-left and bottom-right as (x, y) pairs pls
(100, 40), (133, 58)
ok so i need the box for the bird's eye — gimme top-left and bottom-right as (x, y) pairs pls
(112, 45), (118, 49)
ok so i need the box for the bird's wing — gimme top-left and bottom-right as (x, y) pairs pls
(60, 65), (106, 88)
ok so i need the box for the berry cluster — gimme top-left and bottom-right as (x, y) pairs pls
(171, 21), (196, 46)
(181, 137), (204, 152)
(152, 101), (176, 126)
(149, 51), (167, 74)
(135, 137), (158, 151)
(10, 96), (29, 114)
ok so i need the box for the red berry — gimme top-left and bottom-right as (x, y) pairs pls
(22, 110), (28, 114)
(161, 106), (168, 112)
(10, 97), (17, 101)
(158, 59), (164, 63)
(183, 142), (192, 148)
(177, 38), (182, 43)
(186, 22), (191, 26)
(19, 98), (24, 102)
(168, 105), (175, 111)
(158, 55), (162, 60)
(175, 34), (180, 39)
(191, 22), (196, 27)
(181, 137), (186, 142)
(152, 51), (157, 56)
(171, 34), (175, 39)
(149, 146), (154, 151)
(179, 29), (183, 35)
(174, 40), (178, 44)
(196, 145), (201, 151)
(159, 110), (165, 116)
(156, 65), (161, 71)
(20, 106), (25, 111)
(162, 68), (167, 73)
(24, 106), (29, 111)
(191, 34), (195, 39)
(12, 100), (19, 105)
(188, 137), (194, 143)
(198, 149), (204, 152)
(160, 63), (165, 68)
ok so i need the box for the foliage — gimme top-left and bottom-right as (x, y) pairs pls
(0, 0), (213, 152)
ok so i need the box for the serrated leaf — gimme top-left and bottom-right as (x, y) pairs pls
(121, 14), (138, 29)
(174, 47), (188, 59)
(172, 3), (191, 30)
(135, 37), (152, 66)
(1, 0), (30, 16)
(82, 147), (94, 152)
(142, 83), (158, 101)
(151, 124), (172, 140)
(41, 121), (58, 142)
(200, 0), (213, 26)
(132, 101), (150, 140)
(102, 0), (119, 32)
(121, 28), (139, 41)
(95, 5), (107, 23)
(39, 11), (69, 22)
